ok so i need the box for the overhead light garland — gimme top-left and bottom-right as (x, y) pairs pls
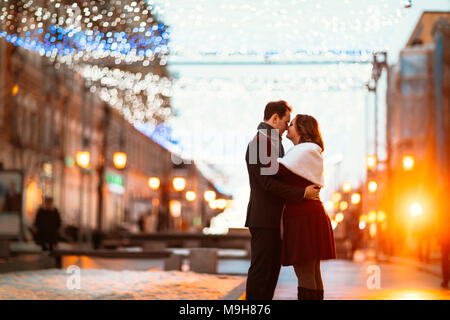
(78, 63), (172, 124)
(0, 0), (169, 64)
(0, 0), (172, 125)
(148, 0), (409, 59)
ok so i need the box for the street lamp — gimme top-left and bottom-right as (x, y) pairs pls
(148, 177), (160, 190)
(204, 190), (216, 202)
(335, 212), (344, 222)
(331, 192), (341, 202)
(339, 201), (348, 211)
(12, 84), (19, 96)
(368, 210), (377, 223)
(377, 210), (387, 222)
(368, 181), (378, 193)
(169, 200), (182, 218)
(76, 151), (90, 169)
(216, 199), (227, 210)
(342, 182), (352, 194)
(366, 155), (377, 170)
(173, 177), (186, 192)
(209, 200), (218, 210)
(402, 155), (415, 171)
(113, 152), (127, 170)
(351, 193), (361, 205)
(186, 191), (196, 202)
(409, 203), (422, 217)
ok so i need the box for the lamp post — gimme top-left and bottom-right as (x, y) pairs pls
(113, 152), (127, 170)
(366, 155), (377, 171)
(402, 155), (415, 171)
(351, 193), (361, 205)
(173, 177), (186, 192)
(148, 177), (160, 191)
(186, 191), (196, 202)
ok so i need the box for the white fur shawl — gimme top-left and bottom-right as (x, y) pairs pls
(277, 142), (324, 187)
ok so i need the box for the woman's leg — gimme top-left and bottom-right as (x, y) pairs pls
(293, 260), (317, 290)
(314, 260), (324, 291)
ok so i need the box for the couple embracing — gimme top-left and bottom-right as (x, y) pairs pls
(245, 100), (336, 300)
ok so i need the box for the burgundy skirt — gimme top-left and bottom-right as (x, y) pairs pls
(281, 200), (336, 265)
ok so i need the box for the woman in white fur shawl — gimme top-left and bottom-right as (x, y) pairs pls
(277, 114), (336, 300)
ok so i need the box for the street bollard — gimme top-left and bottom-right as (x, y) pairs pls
(189, 248), (218, 274)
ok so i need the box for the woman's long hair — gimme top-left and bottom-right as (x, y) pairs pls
(294, 114), (324, 152)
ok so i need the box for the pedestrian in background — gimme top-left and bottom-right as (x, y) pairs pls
(33, 197), (62, 252)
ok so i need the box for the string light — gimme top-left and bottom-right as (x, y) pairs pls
(0, 0), (172, 125)
(147, 0), (407, 59)
(0, 0), (169, 65)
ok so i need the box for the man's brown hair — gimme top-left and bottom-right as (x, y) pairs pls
(264, 100), (292, 121)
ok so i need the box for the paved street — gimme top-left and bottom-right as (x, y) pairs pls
(219, 258), (450, 300)
(275, 259), (450, 300)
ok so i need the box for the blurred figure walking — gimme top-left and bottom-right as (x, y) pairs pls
(33, 197), (62, 252)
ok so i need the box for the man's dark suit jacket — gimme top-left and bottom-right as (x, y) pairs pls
(245, 123), (306, 229)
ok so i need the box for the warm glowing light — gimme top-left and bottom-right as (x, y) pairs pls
(335, 213), (344, 222)
(359, 221), (366, 230)
(332, 192), (342, 202)
(342, 182), (352, 193)
(148, 177), (160, 190)
(113, 152), (127, 169)
(12, 84), (19, 96)
(173, 177), (186, 191)
(366, 155), (377, 170)
(402, 155), (415, 171)
(169, 200), (182, 218)
(369, 223), (377, 237)
(368, 181), (378, 193)
(186, 191), (196, 202)
(209, 200), (218, 209)
(410, 203), (423, 217)
(359, 214), (367, 223)
(209, 199), (226, 210)
(339, 201), (348, 211)
(204, 190), (216, 202)
(351, 193), (361, 205)
(377, 210), (387, 222)
(76, 151), (90, 169)
(368, 211), (377, 223)
(216, 199), (227, 210)
(324, 201), (333, 212)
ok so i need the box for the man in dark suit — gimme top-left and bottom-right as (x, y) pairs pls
(245, 100), (320, 300)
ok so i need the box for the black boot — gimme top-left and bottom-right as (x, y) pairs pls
(297, 286), (315, 300)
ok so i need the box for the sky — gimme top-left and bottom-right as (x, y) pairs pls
(147, 0), (449, 232)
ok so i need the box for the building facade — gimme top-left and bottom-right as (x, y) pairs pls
(0, 39), (174, 238)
